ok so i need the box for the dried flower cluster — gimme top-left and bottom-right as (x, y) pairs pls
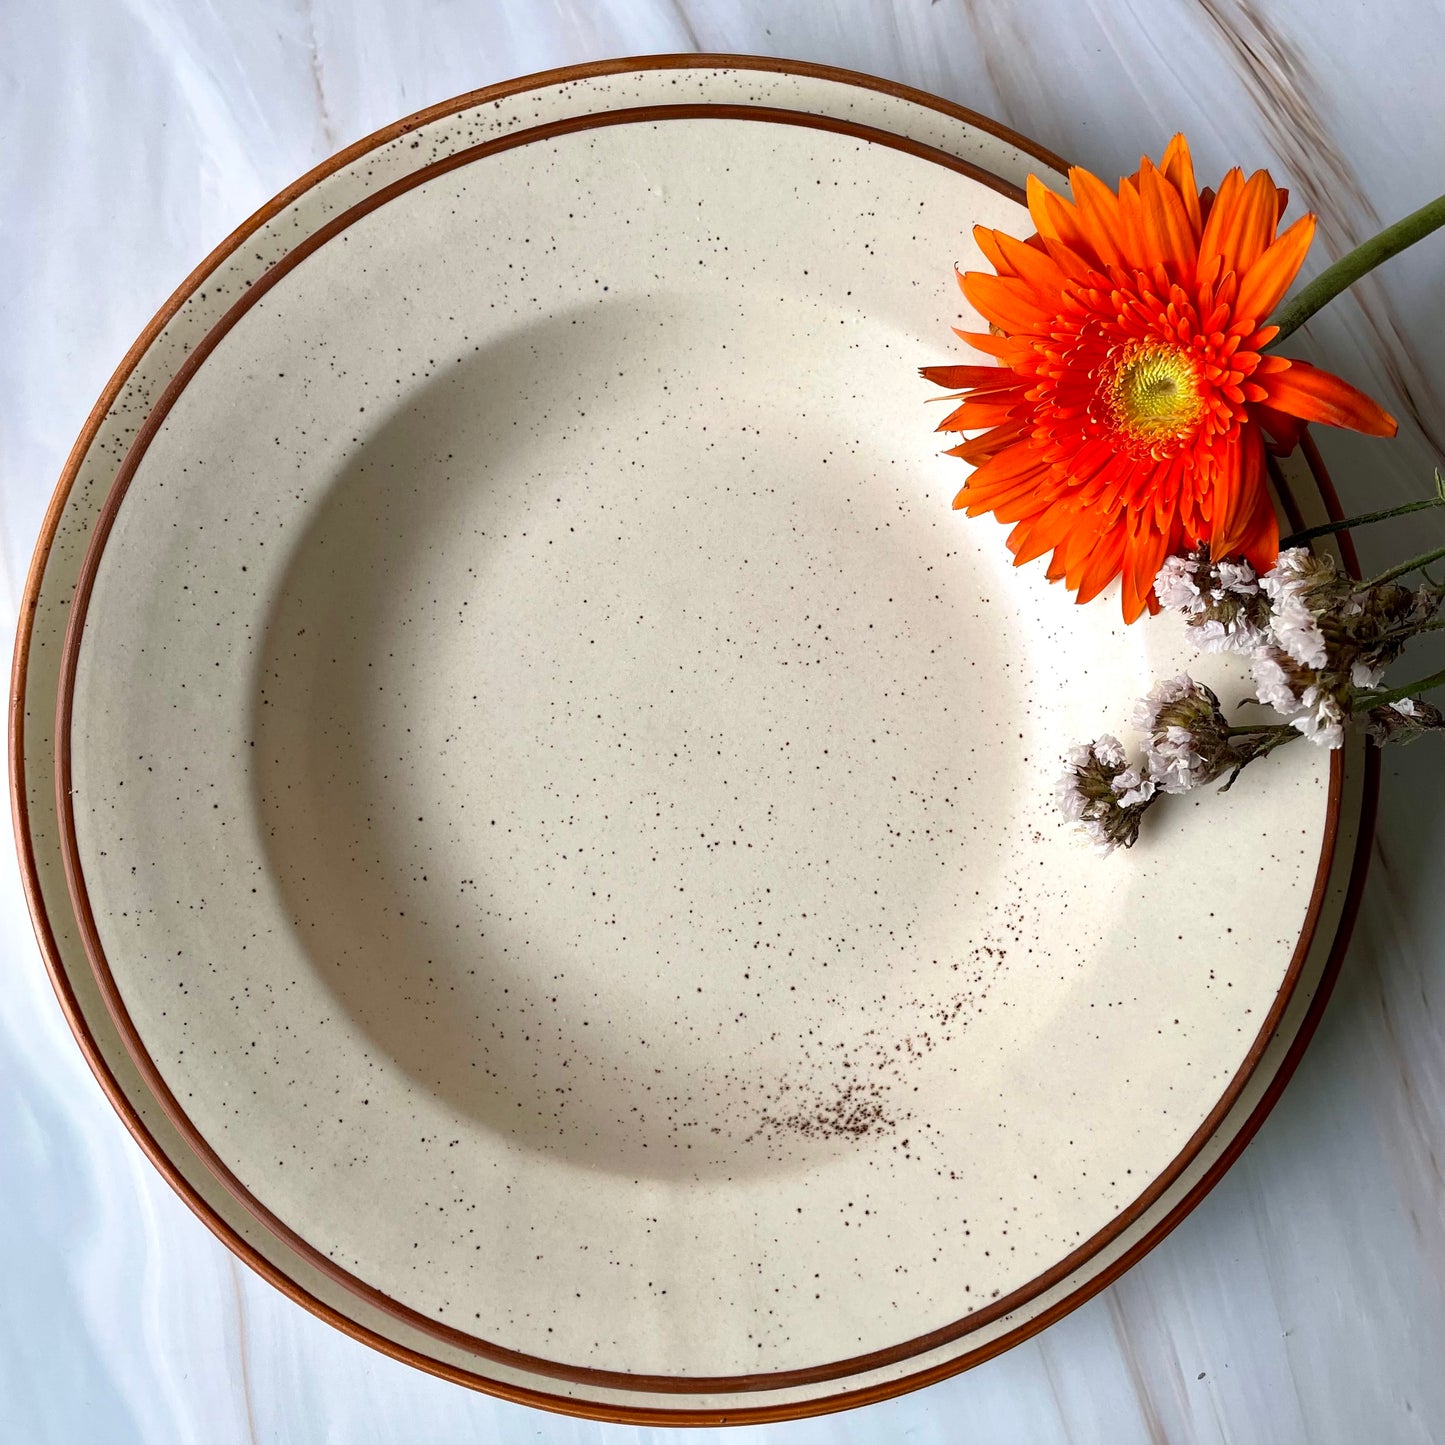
(1055, 735), (1155, 852)
(1059, 506), (1445, 851)
(924, 137), (1445, 850)
(1153, 552), (1270, 654)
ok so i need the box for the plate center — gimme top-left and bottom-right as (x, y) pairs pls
(253, 294), (1025, 1177)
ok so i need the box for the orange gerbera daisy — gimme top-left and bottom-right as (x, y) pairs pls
(923, 134), (1398, 621)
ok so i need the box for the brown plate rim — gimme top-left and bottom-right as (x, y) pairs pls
(13, 59), (1372, 1425)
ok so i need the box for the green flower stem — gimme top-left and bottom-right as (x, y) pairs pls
(1361, 543), (1445, 589)
(1267, 191), (1445, 345)
(1280, 495), (1445, 548)
(1356, 665), (1445, 710)
(1223, 724), (1300, 739)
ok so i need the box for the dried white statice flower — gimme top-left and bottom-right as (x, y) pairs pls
(1362, 696), (1445, 745)
(1056, 734), (1156, 853)
(1154, 547), (1270, 654)
(1267, 598), (1328, 668)
(1259, 548), (1442, 689)
(1131, 674), (1239, 794)
(1246, 546), (1445, 749)
(1290, 688), (1346, 748)
(1153, 555), (1203, 611)
(1129, 674), (1196, 730)
(1250, 646), (1347, 748)
(1111, 764), (1155, 808)
(1259, 547), (1349, 669)
(1216, 560), (1258, 591)
(1249, 646), (1307, 714)
(1351, 657), (1388, 689)
(1147, 726), (1211, 793)
(1063, 480), (1445, 853)
(1346, 577), (1445, 682)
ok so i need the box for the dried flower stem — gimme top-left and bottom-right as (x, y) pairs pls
(1361, 543), (1445, 589)
(1377, 617), (1445, 644)
(1356, 665), (1445, 710)
(1222, 723), (1300, 739)
(1219, 726), (1301, 791)
(1268, 191), (1445, 344)
(1280, 495), (1445, 548)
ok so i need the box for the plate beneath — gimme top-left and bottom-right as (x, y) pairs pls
(18, 60), (1371, 1423)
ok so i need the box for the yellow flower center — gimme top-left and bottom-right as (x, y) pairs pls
(1106, 344), (1204, 441)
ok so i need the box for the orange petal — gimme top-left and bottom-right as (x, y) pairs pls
(1058, 507), (1115, 588)
(1235, 490), (1282, 572)
(944, 421), (1029, 465)
(973, 225), (1015, 278)
(1121, 514), (1170, 623)
(1068, 165), (1129, 269)
(919, 363), (1016, 390)
(1005, 518), (1049, 566)
(1058, 435), (1121, 490)
(960, 272), (1054, 334)
(969, 466), (1060, 520)
(1139, 159), (1198, 275)
(1196, 168), (1242, 282)
(1204, 440), (1243, 555)
(955, 448), (1054, 517)
(1029, 174), (1103, 271)
(956, 466), (1051, 517)
(1007, 502), (1080, 566)
(1114, 176), (1151, 268)
(1149, 454), (1189, 533)
(939, 395), (1027, 430)
(1205, 169), (1280, 280)
(965, 447), (1057, 505)
(1234, 213), (1316, 322)
(1033, 230), (1095, 279)
(1249, 401), (1306, 454)
(1199, 168), (1281, 283)
(1089, 451), (1140, 515)
(1076, 523), (1127, 603)
(993, 230), (1071, 296)
(1159, 133), (1202, 234)
(951, 328), (1016, 360)
(1259, 359), (1398, 436)
(1207, 428), (1267, 557)
(1026, 173), (1063, 240)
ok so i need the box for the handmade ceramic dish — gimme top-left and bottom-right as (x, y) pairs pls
(16, 61), (1373, 1422)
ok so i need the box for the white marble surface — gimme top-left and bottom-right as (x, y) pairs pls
(3, 3), (1445, 1442)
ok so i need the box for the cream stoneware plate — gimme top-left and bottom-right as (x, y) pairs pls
(59, 102), (1330, 1383)
(18, 61), (1371, 1422)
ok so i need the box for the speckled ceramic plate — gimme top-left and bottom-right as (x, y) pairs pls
(17, 61), (1372, 1423)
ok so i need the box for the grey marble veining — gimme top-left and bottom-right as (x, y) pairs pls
(3, 2), (1445, 1442)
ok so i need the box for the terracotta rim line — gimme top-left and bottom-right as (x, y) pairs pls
(12, 60), (1371, 1425)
